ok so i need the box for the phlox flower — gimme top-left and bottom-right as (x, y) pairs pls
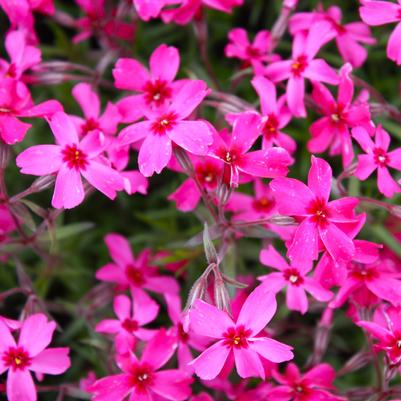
(270, 156), (365, 266)
(96, 233), (179, 299)
(132, 0), (180, 21)
(251, 76), (296, 153)
(0, 314), (70, 401)
(265, 21), (338, 117)
(208, 112), (293, 187)
(258, 245), (333, 314)
(308, 63), (372, 167)
(96, 291), (159, 354)
(118, 80), (213, 177)
(168, 155), (223, 212)
(113, 44), (183, 122)
(0, 30), (41, 80)
(269, 363), (345, 401)
(352, 125), (401, 197)
(225, 28), (279, 74)
(162, 0), (243, 25)
(16, 111), (124, 209)
(74, 0), (134, 44)
(165, 293), (209, 372)
(189, 285), (293, 380)
(0, 78), (62, 144)
(290, 5), (376, 67)
(90, 329), (193, 401)
(358, 305), (401, 365)
(359, 0), (401, 64)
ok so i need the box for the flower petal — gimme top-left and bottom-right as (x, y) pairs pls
(30, 348), (70, 374)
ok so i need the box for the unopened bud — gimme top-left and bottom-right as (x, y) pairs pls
(0, 142), (10, 169)
(269, 215), (296, 226)
(31, 175), (55, 193)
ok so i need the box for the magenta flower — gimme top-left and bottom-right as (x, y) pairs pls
(189, 285), (293, 380)
(270, 363), (345, 401)
(251, 76), (296, 153)
(352, 125), (401, 197)
(258, 245), (333, 314)
(265, 22), (338, 117)
(168, 155), (223, 212)
(308, 63), (372, 167)
(71, 83), (121, 137)
(165, 293), (208, 372)
(0, 30), (41, 80)
(162, 0), (243, 25)
(358, 305), (401, 364)
(359, 0), (401, 64)
(90, 329), (193, 401)
(290, 5), (376, 67)
(0, 314), (70, 401)
(270, 156), (365, 265)
(16, 111), (124, 209)
(225, 28), (279, 74)
(209, 112), (293, 187)
(96, 233), (179, 296)
(96, 291), (159, 354)
(119, 80), (213, 177)
(0, 78), (62, 144)
(74, 0), (134, 44)
(113, 44), (183, 122)
(132, 0), (180, 21)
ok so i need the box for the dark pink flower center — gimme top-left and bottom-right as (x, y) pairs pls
(178, 322), (189, 343)
(252, 196), (274, 213)
(62, 144), (88, 170)
(5, 63), (17, 79)
(2, 347), (31, 370)
(129, 364), (154, 392)
(283, 268), (304, 286)
(122, 318), (139, 333)
(125, 265), (145, 286)
(261, 114), (279, 138)
(143, 79), (172, 106)
(218, 148), (240, 164)
(307, 198), (330, 226)
(245, 45), (262, 59)
(223, 325), (251, 349)
(81, 118), (100, 134)
(195, 162), (219, 189)
(349, 264), (378, 282)
(291, 55), (308, 77)
(373, 148), (389, 167)
(293, 382), (310, 395)
(150, 112), (178, 135)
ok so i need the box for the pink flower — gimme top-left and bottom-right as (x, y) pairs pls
(0, 78), (62, 144)
(118, 80), (213, 177)
(95, 233), (179, 296)
(133, 0), (180, 21)
(165, 293), (208, 372)
(308, 63), (372, 167)
(290, 5), (376, 67)
(358, 305), (401, 364)
(74, 0), (134, 44)
(90, 329), (193, 401)
(113, 44), (183, 122)
(270, 156), (365, 265)
(162, 0), (243, 25)
(96, 291), (159, 354)
(189, 285), (293, 380)
(225, 28), (279, 74)
(359, 0), (401, 64)
(0, 314), (70, 401)
(168, 156), (223, 212)
(265, 22), (338, 117)
(16, 112), (124, 209)
(71, 83), (121, 137)
(258, 245), (333, 314)
(251, 76), (296, 153)
(352, 125), (401, 197)
(269, 363), (345, 401)
(209, 113), (293, 187)
(0, 30), (41, 80)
